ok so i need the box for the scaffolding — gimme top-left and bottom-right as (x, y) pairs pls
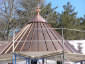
(10, 28), (85, 64)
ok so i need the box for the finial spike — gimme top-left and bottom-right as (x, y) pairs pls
(36, 5), (40, 15)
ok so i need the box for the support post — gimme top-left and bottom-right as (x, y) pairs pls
(31, 59), (37, 64)
(46, 58), (47, 64)
(12, 30), (15, 64)
(56, 56), (57, 64)
(26, 58), (31, 64)
(80, 61), (83, 64)
(42, 58), (44, 64)
(12, 54), (15, 64)
(12, 54), (16, 64)
(15, 54), (16, 64)
(26, 58), (28, 64)
(29, 59), (31, 64)
(28, 59), (31, 64)
(62, 28), (64, 64)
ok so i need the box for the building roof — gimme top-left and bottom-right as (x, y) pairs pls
(0, 7), (78, 55)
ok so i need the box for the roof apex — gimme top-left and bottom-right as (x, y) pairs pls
(31, 6), (46, 23)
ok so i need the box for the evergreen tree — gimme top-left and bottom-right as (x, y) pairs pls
(59, 2), (80, 40)
(60, 2), (77, 28)
(40, 3), (58, 27)
(79, 15), (85, 39)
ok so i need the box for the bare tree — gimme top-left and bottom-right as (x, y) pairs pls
(0, 0), (14, 40)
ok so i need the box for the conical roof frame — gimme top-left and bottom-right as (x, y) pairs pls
(0, 6), (78, 55)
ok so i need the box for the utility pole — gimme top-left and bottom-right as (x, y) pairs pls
(77, 43), (83, 64)
(62, 28), (64, 64)
(9, 0), (15, 64)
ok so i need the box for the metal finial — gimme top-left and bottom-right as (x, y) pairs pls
(36, 0), (41, 15)
(36, 6), (40, 15)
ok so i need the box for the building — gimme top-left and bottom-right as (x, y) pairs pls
(0, 6), (85, 64)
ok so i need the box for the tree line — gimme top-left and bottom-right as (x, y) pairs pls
(0, 0), (85, 40)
